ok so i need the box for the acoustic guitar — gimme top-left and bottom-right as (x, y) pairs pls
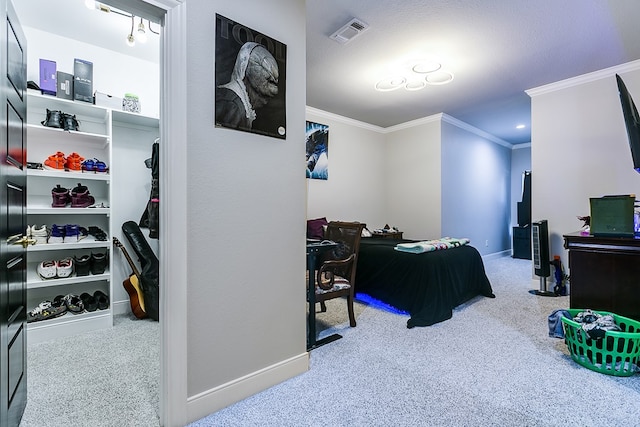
(113, 237), (147, 319)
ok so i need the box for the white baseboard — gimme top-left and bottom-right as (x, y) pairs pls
(112, 299), (131, 316)
(186, 352), (309, 424)
(483, 249), (513, 261)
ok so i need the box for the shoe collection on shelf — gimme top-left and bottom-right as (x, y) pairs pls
(25, 89), (159, 342)
(26, 93), (113, 341)
(27, 291), (110, 323)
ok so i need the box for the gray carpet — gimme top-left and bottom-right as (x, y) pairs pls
(19, 314), (160, 427)
(191, 256), (640, 427)
(20, 256), (640, 427)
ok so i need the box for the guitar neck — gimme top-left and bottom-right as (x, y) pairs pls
(113, 237), (142, 278)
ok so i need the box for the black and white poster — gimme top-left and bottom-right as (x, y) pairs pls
(306, 121), (328, 180)
(215, 14), (287, 139)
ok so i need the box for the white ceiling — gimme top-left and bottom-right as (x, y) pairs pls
(15, 0), (640, 145)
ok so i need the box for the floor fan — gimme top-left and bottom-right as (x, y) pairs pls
(529, 219), (556, 296)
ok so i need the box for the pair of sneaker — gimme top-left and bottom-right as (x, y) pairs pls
(81, 158), (109, 174)
(79, 290), (109, 312)
(37, 258), (73, 279)
(51, 183), (95, 208)
(65, 152), (84, 171)
(40, 109), (80, 131)
(48, 224), (87, 244)
(26, 225), (48, 244)
(71, 252), (107, 276)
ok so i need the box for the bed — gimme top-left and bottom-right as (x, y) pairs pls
(355, 238), (495, 328)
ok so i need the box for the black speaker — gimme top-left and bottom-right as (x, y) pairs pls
(517, 171), (531, 226)
(530, 219), (556, 297)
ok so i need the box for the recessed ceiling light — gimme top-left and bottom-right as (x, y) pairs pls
(516, 124), (526, 129)
(375, 76), (406, 92)
(425, 70), (454, 85)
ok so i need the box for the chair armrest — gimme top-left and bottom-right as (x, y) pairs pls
(316, 254), (355, 290)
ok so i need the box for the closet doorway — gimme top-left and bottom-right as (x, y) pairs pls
(13, 1), (178, 425)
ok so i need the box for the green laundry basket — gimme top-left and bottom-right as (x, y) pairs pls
(561, 309), (640, 376)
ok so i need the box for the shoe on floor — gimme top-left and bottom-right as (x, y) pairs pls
(37, 260), (57, 279)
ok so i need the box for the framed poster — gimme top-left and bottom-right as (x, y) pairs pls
(306, 121), (328, 180)
(215, 14), (287, 139)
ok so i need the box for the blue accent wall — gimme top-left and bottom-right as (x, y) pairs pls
(441, 122), (512, 255)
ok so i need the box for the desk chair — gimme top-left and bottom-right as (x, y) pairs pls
(312, 221), (365, 327)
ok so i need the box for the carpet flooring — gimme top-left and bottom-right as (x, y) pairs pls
(19, 255), (640, 426)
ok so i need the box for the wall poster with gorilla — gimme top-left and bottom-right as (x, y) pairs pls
(306, 121), (328, 180)
(215, 14), (287, 139)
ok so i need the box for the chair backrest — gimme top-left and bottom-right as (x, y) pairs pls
(323, 221), (366, 282)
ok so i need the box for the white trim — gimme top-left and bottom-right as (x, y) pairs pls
(186, 353), (309, 424)
(306, 106), (513, 148)
(482, 250), (513, 261)
(526, 59), (640, 97)
(512, 142), (531, 150)
(440, 113), (513, 148)
(305, 106), (384, 132)
(156, 1), (188, 427)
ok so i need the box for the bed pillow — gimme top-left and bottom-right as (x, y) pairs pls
(307, 217), (328, 239)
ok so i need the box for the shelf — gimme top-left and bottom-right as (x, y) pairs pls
(112, 109), (159, 128)
(27, 92), (109, 122)
(27, 124), (109, 148)
(27, 168), (110, 182)
(27, 196), (110, 214)
(26, 309), (112, 345)
(27, 268), (110, 290)
(27, 237), (110, 252)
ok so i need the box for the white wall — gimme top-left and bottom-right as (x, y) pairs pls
(185, 0), (307, 420)
(23, 27), (160, 118)
(529, 61), (640, 268)
(385, 117), (442, 239)
(306, 109), (387, 228)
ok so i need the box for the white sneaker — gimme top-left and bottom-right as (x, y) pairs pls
(30, 225), (48, 244)
(56, 258), (73, 278)
(37, 260), (57, 279)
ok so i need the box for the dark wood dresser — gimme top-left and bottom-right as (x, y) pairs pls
(563, 231), (640, 320)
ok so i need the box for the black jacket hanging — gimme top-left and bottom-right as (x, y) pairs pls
(139, 141), (159, 239)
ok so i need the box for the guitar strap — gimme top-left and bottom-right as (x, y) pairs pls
(139, 141), (159, 239)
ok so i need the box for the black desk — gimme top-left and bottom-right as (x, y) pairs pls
(306, 241), (342, 350)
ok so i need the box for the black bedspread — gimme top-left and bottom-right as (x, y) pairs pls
(355, 239), (495, 328)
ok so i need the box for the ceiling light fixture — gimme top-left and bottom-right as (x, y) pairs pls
(375, 76), (407, 92)
(375, 60), (454, 92)
(137, 18), (148, 43)
(84, 0), (96, 9)
(516, 124), (526, 129)
(425, 70), (454, 85)
(126, 15), (135, 47)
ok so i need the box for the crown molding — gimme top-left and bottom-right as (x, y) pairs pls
(440, 113), (513, 148)
(305, 106), (384, 132)
(526, 59), (640, 97)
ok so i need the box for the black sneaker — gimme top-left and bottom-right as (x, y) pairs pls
(93, 290), (109, 310)
(90, 252), (107, 275)
(74, 254), (91, 276)
(41, 109), (63, 128)
(27, 299), (67, 323)
(80, 292), (98, 312)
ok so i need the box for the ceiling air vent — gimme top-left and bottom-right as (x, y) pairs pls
(329, 18), (369, 44)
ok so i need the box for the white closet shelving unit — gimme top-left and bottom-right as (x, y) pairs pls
(25, 92), (159, 344)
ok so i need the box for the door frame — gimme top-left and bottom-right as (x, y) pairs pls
(107, 0), (188, 425)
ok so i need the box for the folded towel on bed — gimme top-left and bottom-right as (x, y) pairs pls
(394, 237), (470, 254)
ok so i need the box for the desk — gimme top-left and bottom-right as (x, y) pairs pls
(306, 241), (342, 350)
(563, 231), (640, 320)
